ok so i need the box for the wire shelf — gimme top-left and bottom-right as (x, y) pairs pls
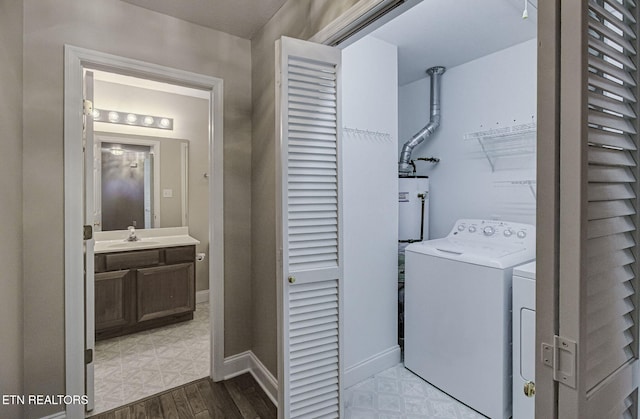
(464, 122), (536, 171)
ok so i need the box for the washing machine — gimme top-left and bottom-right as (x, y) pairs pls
(513, 261), (536, 419)
(404, 219), (536, 419)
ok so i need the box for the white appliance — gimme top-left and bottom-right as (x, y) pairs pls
(398, 176), (430, 345)
(398, 176), (429, 247)
(404, 219), (536, 419)
(513, 261), (536, 419)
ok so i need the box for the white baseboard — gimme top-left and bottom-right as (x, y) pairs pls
(196, 289), (209, 304)
(40, 412), (66, 419)
(247, 352), (278, 407)
(344, 345), (402, 388)
(222, 351), (278, 407)
(221, 350), (252, 378)
(223, 346), (399, 405)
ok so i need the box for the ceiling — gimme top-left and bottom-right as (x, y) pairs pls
(120, 0), (288, 39)
(117, 0), (536, 87)
(370, 0), (537, 86)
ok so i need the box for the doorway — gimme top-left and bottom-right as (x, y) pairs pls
(337, 0), (537, 417)
(89, 70), (212, 414)
(63, 46), (225, 419)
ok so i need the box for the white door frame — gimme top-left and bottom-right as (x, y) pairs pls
(63, 45), (225, 419)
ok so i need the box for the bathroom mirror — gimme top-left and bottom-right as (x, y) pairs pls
(94, 133), (189, 231)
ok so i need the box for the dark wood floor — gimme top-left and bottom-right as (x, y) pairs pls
(88, 373), (276, 419)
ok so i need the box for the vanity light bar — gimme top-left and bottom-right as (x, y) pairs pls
(92, 108), (173, 130)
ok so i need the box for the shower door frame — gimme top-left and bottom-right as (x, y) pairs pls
(63, 45), (225, 419)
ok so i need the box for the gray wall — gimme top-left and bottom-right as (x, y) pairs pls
(0, 1), (24, 418)
(22, 1), (252, 417)
(250, 0), (361, 377)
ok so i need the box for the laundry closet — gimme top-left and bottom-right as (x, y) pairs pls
(341, 0), (538, 417)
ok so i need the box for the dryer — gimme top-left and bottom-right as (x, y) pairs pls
(513, 261), (536, 419)
(404, 219), (535, 419)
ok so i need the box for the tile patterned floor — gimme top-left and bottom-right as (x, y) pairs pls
(344, 364), (487, 419)
(92, 304), (485, 418)
(90, 302), (210, 416)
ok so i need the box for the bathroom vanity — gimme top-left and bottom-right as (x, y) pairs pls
(93, 228), (200, 340)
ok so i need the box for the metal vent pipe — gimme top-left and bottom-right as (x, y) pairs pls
(398, 66), (446, 175)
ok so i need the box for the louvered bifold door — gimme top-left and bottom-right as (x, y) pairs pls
(558, 1), (640, 418)
(276, 36), (343, 419)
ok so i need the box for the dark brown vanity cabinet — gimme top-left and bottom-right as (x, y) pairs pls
(137, 263), (194, 322)
(95, 245), (196, 340)
(95, 269), (135, 331)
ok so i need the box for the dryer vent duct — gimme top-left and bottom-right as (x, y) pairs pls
(398, 66), (446, 176)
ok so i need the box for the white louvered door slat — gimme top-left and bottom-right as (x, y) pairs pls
(276, 36), (342, 419)
(557, 1), (640, 418)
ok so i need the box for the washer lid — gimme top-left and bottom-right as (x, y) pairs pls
(406, 237), (535, 269)
(513, 261), (536, 279)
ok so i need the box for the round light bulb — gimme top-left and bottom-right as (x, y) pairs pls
(110, 147), (124, 156)
(92, 109), (101, 119)
(143, 116), (154, 125)
(159, 118), (170, 128)
(108, 111), (120, 122)
(126, 113), (137, 123)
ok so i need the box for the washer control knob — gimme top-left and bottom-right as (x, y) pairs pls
(504, 228), (513, 237)
(468, 226), (477, 233)
(457, 224), (466, 232)
(517, 230), (527, 239)
(483, 226), (495, 236)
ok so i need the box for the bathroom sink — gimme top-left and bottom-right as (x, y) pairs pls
(107, 240), (160, 249)
(93, 228), (200, 254)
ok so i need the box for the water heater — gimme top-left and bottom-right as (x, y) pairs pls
(398, 176), (429, 245)
(398, 176), (429, 346)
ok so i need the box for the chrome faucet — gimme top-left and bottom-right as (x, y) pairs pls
(126, 226), (139, 242)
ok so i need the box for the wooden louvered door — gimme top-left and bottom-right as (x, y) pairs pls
(553, 1), (640, 417)
(276, 36), (342, 419)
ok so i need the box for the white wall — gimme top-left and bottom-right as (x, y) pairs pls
(342, 36), (400, 387)
(399, 39), (537, 239)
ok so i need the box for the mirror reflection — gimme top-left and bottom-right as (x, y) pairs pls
(95, 134), (189, 231)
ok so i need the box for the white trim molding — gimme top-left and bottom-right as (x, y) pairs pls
(196, 289), (209, 304)
(343, 345), (401, 388)
(309, 0), (421, 47)
(64, 45), (225, 419)
(39, 412), (66, 419)
(223, 351), (278, 407)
